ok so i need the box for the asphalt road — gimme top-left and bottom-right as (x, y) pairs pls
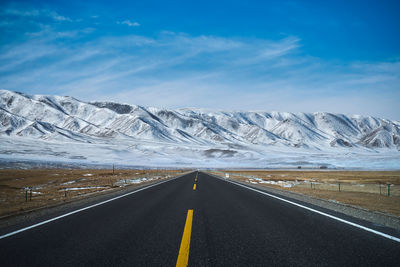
(0, 171), (399, 266)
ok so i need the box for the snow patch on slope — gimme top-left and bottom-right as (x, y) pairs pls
(0, 89), (399, 169)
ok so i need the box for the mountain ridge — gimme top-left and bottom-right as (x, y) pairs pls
(1, 89), (399, 169)
(1, 89), (399, 150)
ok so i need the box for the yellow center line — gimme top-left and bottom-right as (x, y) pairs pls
(176, 209), (194, 267)
(193, 184), (196, 190)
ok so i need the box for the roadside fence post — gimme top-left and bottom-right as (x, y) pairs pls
(29, 188), (32, 201)
(388, 184), (391, 197)
(310, 182), (312, 189)
(379, 184), (382, 195)
(25, 190), (28, 202)
(338, 183), (341, 192)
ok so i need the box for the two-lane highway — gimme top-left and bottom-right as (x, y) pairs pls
(0, 171), (399, 266)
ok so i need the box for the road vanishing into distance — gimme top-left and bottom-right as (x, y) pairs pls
(0, 171), (399, 266)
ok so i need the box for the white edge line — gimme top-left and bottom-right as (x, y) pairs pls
(0, 172), (191, 240)
(211, 173), (400, 243)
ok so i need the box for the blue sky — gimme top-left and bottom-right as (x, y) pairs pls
(1, 0), (399, 120)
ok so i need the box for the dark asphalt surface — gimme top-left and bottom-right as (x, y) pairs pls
(0, 171), (399, 266)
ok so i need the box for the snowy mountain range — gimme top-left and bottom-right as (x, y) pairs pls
(1, 89), (399, 169)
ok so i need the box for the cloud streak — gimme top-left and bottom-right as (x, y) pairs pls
(118, 20), (140, 27)
(3, 7), (72, 22)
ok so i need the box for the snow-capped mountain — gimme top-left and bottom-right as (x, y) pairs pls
(1, 89), (399, 169)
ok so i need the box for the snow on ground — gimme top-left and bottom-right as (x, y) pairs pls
(245, 177), (299, 188)
(0, 135), (399, 169)
(61, 181), (76, 185)
(114, 177), (163, 186)
(62, 187), (106, 191)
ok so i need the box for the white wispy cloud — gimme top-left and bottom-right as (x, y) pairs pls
(118, 20), (140, 27)
(3, 7), (72, 22)
(47, 11), (71, 22)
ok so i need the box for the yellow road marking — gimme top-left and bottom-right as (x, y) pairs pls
(176, 209), (193, 267)
(193, 184), (196, 190)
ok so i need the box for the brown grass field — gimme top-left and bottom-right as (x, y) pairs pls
(0, 169), (187, 218)
(212, 170), (400, 217)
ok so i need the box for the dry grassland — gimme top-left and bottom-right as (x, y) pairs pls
(0, 169), (186, 218)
